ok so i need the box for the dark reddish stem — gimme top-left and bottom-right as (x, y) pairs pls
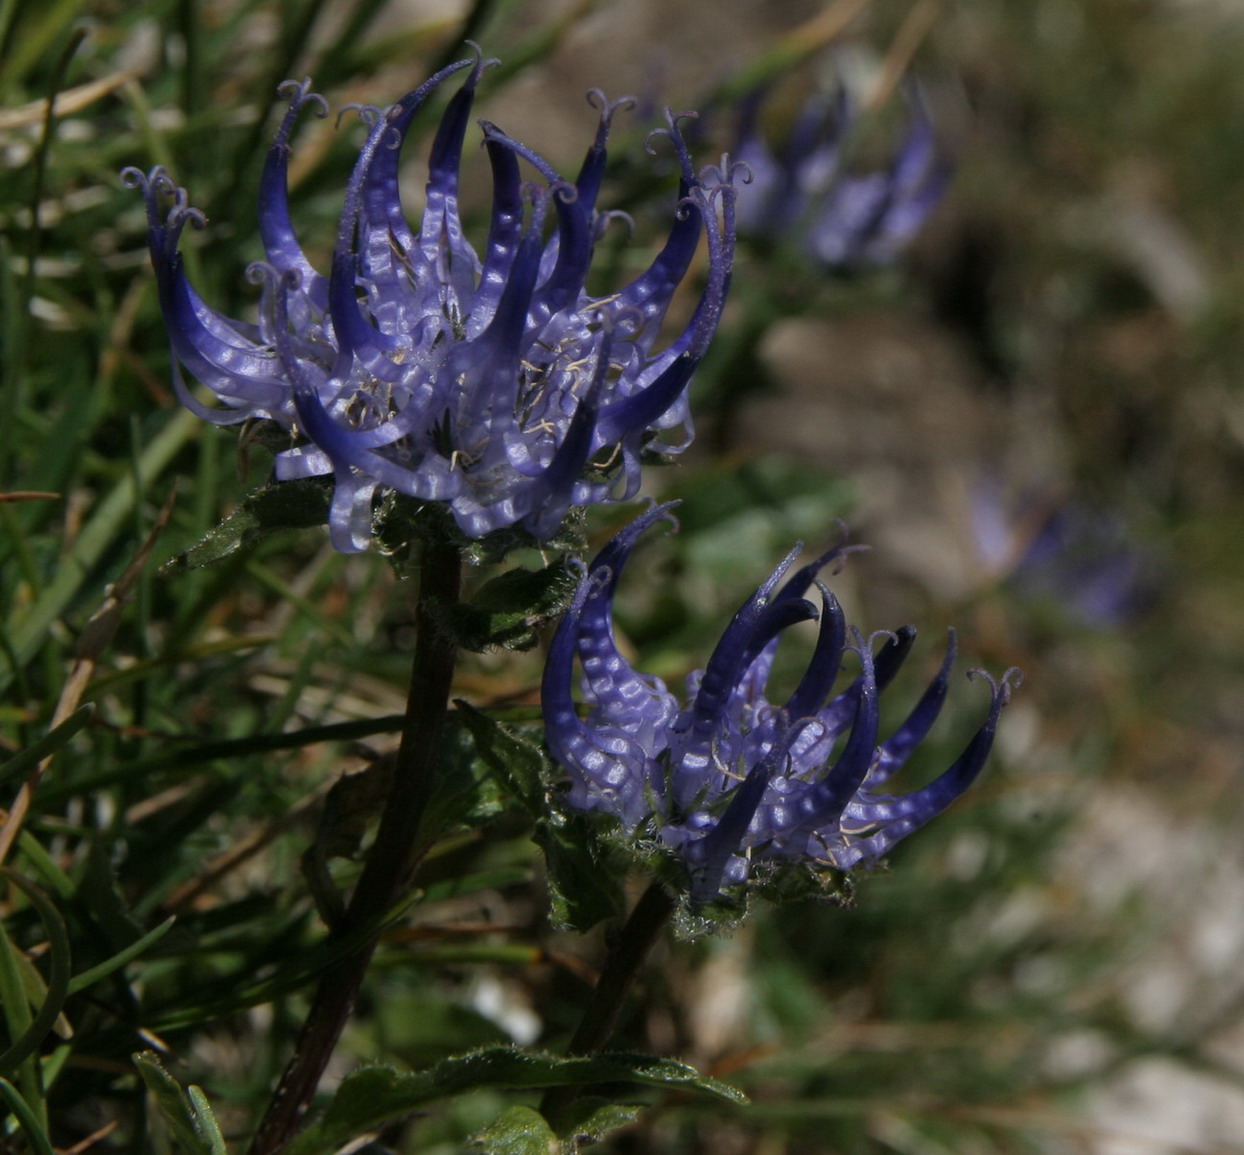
(250, 536), (461, 1154)
(539, 879), (676, 1131)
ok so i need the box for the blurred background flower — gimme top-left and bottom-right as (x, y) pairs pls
(733, 75), (951, 270)
(970, 483), (1164, 628)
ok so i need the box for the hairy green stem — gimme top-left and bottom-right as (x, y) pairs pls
(540, 880), (676, 1130)
(250, 536), (461, 1155)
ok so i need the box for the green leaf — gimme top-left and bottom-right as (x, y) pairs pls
(149, 901), (408, 1032)
(1, 408), (202, 697)
(562, 1099), (644, 1144)
(456, 704), (625, 932)
(286, 1048), (745, 1155)
(535, 813), (626, 934)
(133, 1051), (226, 1155)
(78, 839), (148, 952)
(66, 916), (176, 996)
(470, 1105), (560, 1154)
(456, 702), (545, 812)
(13, 949), (72, 1042)
(0, 704), (94, 790)
(365, 988), (512, 1069)
(161, 477), (331, 573)
(0, 871), (71, 1077)
(0, 1076), (55, 1155)
(441, 559), (579, 652)
(374, 494), (586, 574)
(420, 712), (509, 837)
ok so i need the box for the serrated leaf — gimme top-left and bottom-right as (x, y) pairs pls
(562, 1098), (643, 1144)
(374, 495), (587, 575)
(418, 711), (509, 838)
(286, 1048), (745, 1155)
(470, 1105), (560, 1154)
(442, 559), (579, 652)
(535, 814), (626, 934)
(456, 705), (624, 932)
(456, 702), (546, 811)
(132, 1051), (226, 1155)
(161, 478), (331, 573)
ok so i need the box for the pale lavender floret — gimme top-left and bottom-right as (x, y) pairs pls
(969, 483), (1161, 628)
(732, 88), (847, 237)
(123, 50), (736, 551)
(1014, 509), (1153, 627)
(542, 504), (1020, 903)
(732, 81), (950, 270)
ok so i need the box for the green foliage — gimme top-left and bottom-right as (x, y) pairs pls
(375, 494), (588, 576)
(286, 1049), (743, 1155)
(0, 871), (71, 1077)
(469, 1100), (647, 1153)
(162, 477), (333, 573)
(65, 915), (176, 996)
(0, 1078), (54, 1155)
(443, 560), (581, 653)
(470, 1105), (562, 1155)
(0, 704), (93, 790)
(457, 703), (626, 932)
(133, 1052), (226, 1155)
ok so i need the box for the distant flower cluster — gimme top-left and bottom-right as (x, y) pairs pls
(732, 81), (950, 269)
(544, 505), (1019, 904)
(127, 50), (735, 550)
(971, 485), (1160, 628)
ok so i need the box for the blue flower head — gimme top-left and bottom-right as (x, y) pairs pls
(543, 504), (1019, 906)
(124, 50), (736, 551)
(733, 80), (950, 269)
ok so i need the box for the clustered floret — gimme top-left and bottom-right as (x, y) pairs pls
(125, 49), (735, 550)
(733, 82), (950, 268)
(130, 50), (1016, 904)
(543, 505), (1019, 903)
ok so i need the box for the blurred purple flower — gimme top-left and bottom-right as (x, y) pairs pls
(1015, 509), (1154, 626)
(543, 504), (1019, 904)
(125, 50), (736, 551)
(733, 82), (950, 269)
(971, 486), (1160, 628)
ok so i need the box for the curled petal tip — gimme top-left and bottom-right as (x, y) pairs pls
(335, 101), (391, 130)
(966, 665), (1024, 716)
(245, 260), (302, 292)
(998, 666), (1024, 701)
(699, 152), (750, 192)
(119, 165), (150, 190)
(461, 39), (501, 75)
(645, 109), (700, 173)
(586, 88), (638, 121)
(275, 77), (329, 117)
